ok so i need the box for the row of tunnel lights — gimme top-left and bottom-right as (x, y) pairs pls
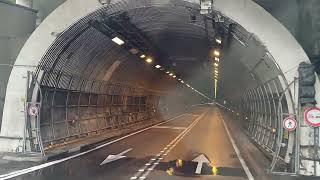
(111, 37), (212, 100)
(213, 36), (222, 99)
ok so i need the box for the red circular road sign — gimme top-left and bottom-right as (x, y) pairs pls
(283, 117), (297, 131)
(304, 107), (320, 127)
(28, 105), (39, 117)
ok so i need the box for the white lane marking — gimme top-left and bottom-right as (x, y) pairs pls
(0, 113), (189, 180)
(218, 110), (255, 180)
(130, 112), (206, 179)
(152, 126), (187, 130)
(192, 154), (210, 174)
(100, 148), (132, 165)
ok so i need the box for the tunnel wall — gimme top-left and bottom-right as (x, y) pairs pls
(39, 83), (160, 146)
(213, 0), (320, 174)
(240, 77), (292, 162)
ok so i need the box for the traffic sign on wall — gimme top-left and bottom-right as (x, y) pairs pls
(304, 107), (320, 127)
(28, 105), (39, 117)
(283, 117), (297, 132)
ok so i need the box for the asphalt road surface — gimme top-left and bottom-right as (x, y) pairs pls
(3, 107), (252, 180)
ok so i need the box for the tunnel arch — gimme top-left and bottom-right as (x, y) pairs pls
(1, 0), (319, 174)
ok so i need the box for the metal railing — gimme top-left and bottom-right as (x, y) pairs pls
(241, 76), (299, 173)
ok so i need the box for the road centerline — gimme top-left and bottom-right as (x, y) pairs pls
(129, 111), (207, 180)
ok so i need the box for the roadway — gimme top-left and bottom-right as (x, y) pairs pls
(2, 107), (252, 180)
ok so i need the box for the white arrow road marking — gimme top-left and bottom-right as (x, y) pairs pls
(100, 148), (132, 165)
(192, 154), (210, 174)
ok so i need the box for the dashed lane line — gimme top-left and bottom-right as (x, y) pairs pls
(152, 126), (187, 130)
(129, 111), (206, 180)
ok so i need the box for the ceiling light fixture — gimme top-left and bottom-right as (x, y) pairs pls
(213, 50), (220, 57)
(112, 37), (125, 45)
(146, 58), (153, 63)
(215, 37), (222, 44)
(155, 65), (161, 69)
(140, 54), (146, 58)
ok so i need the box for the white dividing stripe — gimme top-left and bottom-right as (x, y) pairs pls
(152, 126), (187, 130)
(130, 111), (206, 180)
(130, 113), (202, 179)
(218, 110), (254, 180)
(0, 113), (188, 180)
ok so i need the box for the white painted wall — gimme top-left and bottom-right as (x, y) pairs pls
(0, 0), (102, 152)
(0, 1), (36, 145)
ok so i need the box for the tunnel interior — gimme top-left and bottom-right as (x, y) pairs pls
(28, 0), (293, 164)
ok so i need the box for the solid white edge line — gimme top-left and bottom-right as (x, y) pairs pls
(218, 110), (254, 180)
(0, 113), (189, 180)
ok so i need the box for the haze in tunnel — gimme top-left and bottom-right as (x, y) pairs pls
(1, 0), (320, 179)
